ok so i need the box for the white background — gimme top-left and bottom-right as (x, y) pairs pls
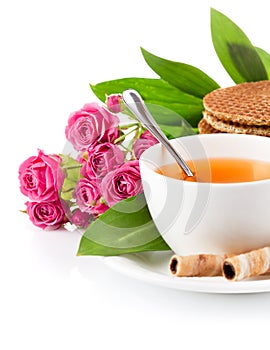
(2, 0), (270, 349)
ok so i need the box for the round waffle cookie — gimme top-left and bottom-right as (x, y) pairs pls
(203, 80), (270, 127)
(198, 118), (224, 134)
(203, 111), (270, 136)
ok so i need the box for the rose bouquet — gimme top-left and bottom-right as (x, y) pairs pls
(19, 99), (158, 226)
(19, 9), (270, 256)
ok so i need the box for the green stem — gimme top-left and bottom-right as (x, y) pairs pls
(120, 144), (133, 152)
(114, 126), (139, 144)
(61, 165), (82, 170)
(120, 122), (140, 129)
(121, 110), (138, 119)
(61, 187), (75, 194)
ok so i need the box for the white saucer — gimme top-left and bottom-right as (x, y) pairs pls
(104, 251), (270, 294)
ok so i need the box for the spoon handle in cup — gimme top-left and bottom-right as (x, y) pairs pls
(122, 89), (194, 177)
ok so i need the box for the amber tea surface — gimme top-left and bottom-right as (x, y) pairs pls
(156, 158), (270, 183)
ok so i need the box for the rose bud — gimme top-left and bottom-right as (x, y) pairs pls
(71, 209), (93, 228)
(106, 94), (124, 113)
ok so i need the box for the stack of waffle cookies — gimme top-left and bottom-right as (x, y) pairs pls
(198, 80), (270, 136)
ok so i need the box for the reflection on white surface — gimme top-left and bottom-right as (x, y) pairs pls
(2, 210), (270, 350)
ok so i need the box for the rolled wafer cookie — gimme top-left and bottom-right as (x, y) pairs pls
(222, 246), (270, 281)
(169, 254), (224, 277)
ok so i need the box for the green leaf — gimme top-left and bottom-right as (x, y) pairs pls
(211, 8), (268, 83)
(146, 103), (196, 137)
(77, 194), (171, 256)
(141, 48), (220, 98)
(60, 154), (82, 201)
(144, 104), (196, 138)
(90, 77), (204, 127)
(159, 124), (196, 139)
(256, 47), (270, 78)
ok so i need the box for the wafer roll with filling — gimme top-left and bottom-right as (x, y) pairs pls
(169, 254), (224, 277)
(222, 247), (270, 281)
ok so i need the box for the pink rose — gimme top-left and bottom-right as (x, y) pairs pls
(81, 142), (124, 180)
(133, 138), (158, 159)
(76, 151), (88, 164)
(101, 160), (143, 206)
(71, 209), (93, 228)
(26, 200), (66, 230)
(133, 130), (158, 159)
(65, 102), (120, 151)
(73, 178), (108, 215)
(140, 130), (157, 141)
(106, 94), (123, 113)
(19, 150), (64, 202)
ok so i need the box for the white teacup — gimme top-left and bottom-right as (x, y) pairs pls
(139, 134), (270, 255)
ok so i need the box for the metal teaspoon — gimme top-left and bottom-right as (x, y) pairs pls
(122, 89), (194, 178)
